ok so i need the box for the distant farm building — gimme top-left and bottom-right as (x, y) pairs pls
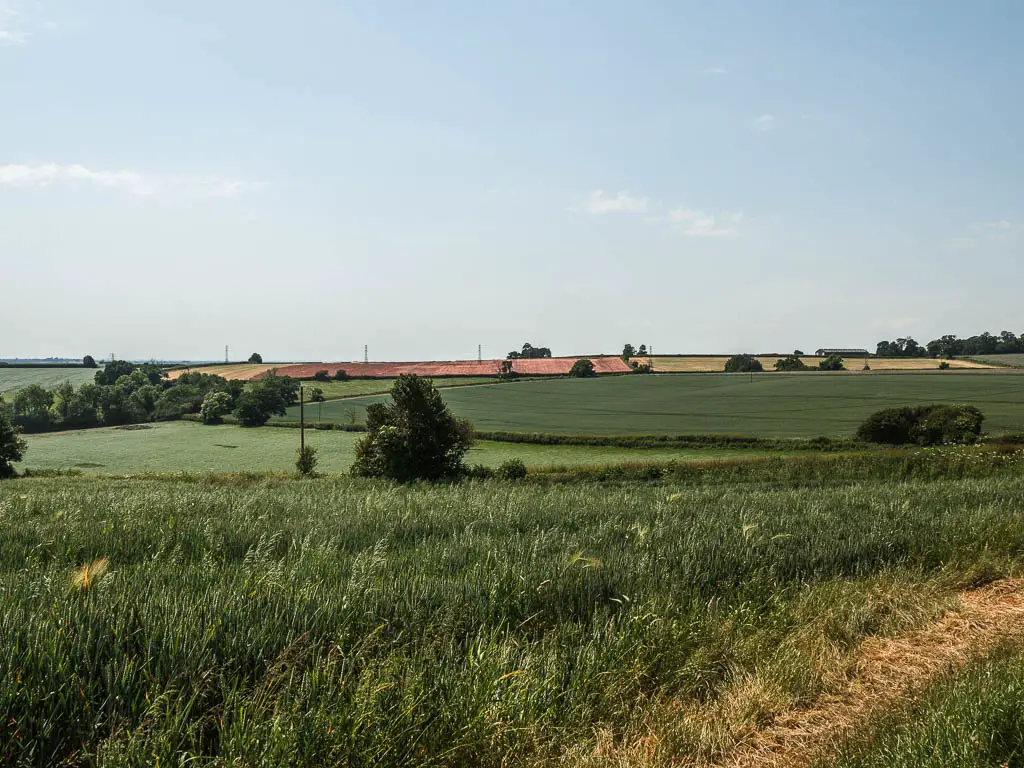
(815, 348), (869, 357)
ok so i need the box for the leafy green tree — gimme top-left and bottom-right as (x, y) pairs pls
(724, 354), (763, 373)
(308, 387), (325, 403)
(94, 360), (137, 386)
(233, 373), (296, 427)
(351, 374), (473, 482)
(312, 369), (329, 382)
(496, 360), (518, 380)
(12, 385), (54, 432)
(774, 355), (808, 372)
(621, 343), (636, 358)
(637, 344), (647, 356)
(333, 369), (350, 381)
(48, 380), (76, 425)
(66, 385), (101, 429)
(568, 359), (597, 378)
(153, 385), (204, 420)
(818, 355), (846, 371)
(507, 343), (552, 360)
(248, 353), (263, 364)
(0, 396), (26, 478)
(200, 391), (233, 424)
(82, 354), (97, 368)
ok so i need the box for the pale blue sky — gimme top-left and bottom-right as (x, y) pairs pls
(1, 1), (1021, 361)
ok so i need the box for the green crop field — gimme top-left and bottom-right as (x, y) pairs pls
(275, 372), (1024, 437)
(303, 376), (499, 402)
(0, 366), (98, 396)
(3, 470), (1024, 765)
(16, 421), (774, 475)
(966, 353), (1024, 368)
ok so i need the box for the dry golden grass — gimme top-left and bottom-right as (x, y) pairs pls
(559, 579), (1024, 768)
(166, 363), (278, 381)
(640, 356), (995, 372)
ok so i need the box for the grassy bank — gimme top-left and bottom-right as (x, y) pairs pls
(3, 473), (1024, 765)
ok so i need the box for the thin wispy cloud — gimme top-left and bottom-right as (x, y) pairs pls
(946, 219), (1015, 249)
(0, 163), (265, 198)
(0, 1), (36, 45)
(982, 220), (1012, 231)
(576, 189), (744, 236)
(702, 67), (728, 75)
(752, 114), (775, 132)
(669, 206), (743, 237)
(582, 190), (650, 215)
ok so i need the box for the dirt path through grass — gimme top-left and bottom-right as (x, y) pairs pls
(716, 578), (1024, 767)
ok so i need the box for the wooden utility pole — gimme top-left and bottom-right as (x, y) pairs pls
(299, 384), (305, 455)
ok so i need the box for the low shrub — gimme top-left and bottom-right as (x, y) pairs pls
(313, 369), (330, 382)
(464, 464), (495, 480)
(856, 404), (984, 446)
(724, 354), (763, 373)
(333, 369), (350, 381)
(296, 445), (318, 476)
(496, 458), (528, 480)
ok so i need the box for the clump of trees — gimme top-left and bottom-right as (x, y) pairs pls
(856, 404), (984, 446)
(351, 375), (473, 482)
(568, 359), (597, 378)
(507, 343), (552, 360)
(876, 330), (1024, 359)
(0, 396), (26, 478)
(774, 355), (809, 372)
(8, 361), (299, 433)
(248, 353), (263, 364)
(621, 343), (648, 358)
(724, 354), (763, 373)
(82, 355), (97, 368)
(333, 369), (350, 381)
(818, 355), (846, 371)
(233, 372), (299, 427)
(312, 370), (330, 382)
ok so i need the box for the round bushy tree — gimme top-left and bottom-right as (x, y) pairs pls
(0, 397), (26, 478)
(568, 359), (597, 378)
(724, 354), (763, 373)
(351, 374), (473, 482)
(200, 391), (233, 424)
(818, 355), (846, 371)
(774, 355), (808, 372)
(248, 352), (263, 364)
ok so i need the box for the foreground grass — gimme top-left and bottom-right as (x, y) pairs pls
(277, 373), (1024, 436)
(18, 421), (777, 475)
(3, 472), (1024, 766)
(828, 647), (1024, 768)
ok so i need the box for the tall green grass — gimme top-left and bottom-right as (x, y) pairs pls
(3, 474), (1024, 766)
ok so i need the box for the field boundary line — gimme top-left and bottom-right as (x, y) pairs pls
(709, 578), (1024, 768)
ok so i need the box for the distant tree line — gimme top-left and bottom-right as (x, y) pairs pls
(507, 343), (552, 360)
(876, 331), (1024, 358)
(9, 361), (300, 433)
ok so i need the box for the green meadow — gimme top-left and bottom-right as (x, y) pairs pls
(275, 372), (1024, 437)
(0, 366), (98, 396)
(17, 421), (774, 475)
